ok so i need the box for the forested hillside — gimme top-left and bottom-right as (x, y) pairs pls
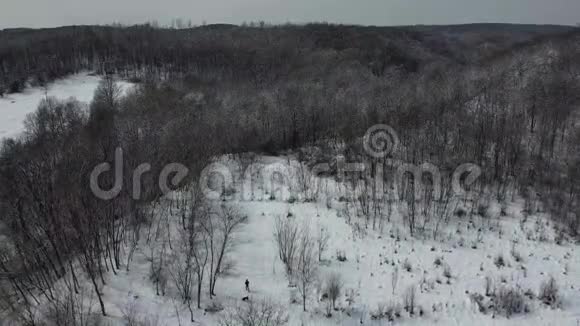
(0, 23), (579, 325)
(0, 23), (576, 93)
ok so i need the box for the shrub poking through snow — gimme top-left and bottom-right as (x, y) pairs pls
(539, 276), (560, 308)
(345, 289), (357, 306)
(122, 300), (161, 326)
(493, 286), (529, 318)
(511, 243), (523, 263)
(443, 264), (452, 279)
(336, 250), (347, 262)
(403, 259), (413, 272)
(372, 302), (401, 322)
(43, 287), (104, 326)
(478, 202), (490, 217)
(205, 300), (225, 313)
(494, 254), (506, 268)
(219, 300), (289, 326)
(404, 285), (417, 316)
(485, 276), (494, 297)
(455, 207), (467, 217)
(392, 267), (399, 295)
(470, 293), (487, 313)
(317, 227), (330, 262)
(324, 272), (343, 313)
(434, 256), (443, 267)
(524, 288), (536, 300)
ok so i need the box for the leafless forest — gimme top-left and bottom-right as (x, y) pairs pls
(0, 23), (579, 325)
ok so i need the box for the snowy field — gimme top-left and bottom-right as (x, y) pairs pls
(73, 155), (580, 326)
(0, 73), (134, 139)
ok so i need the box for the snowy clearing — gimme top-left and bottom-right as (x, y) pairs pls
(41, 154), (579, 326)
(0, 73), (134, 139)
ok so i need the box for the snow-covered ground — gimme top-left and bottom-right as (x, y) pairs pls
(81, 155), (579, 326)
(0, 73), (134, 139)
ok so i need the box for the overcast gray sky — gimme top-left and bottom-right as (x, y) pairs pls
(1, 0), (579, 29)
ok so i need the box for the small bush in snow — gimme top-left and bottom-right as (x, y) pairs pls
(336, 250), (347, 262)
(493, 286), (529, 318)
(345, 288), (357, 306)
(494, 254), (506, 268)
(43, 287), (103, 326)
(471, 241), (479, 249)
(524, 288), (536, 300)
(323, 272), (343, 315)
(535, 219), (549, 242)
(391, 266), (399, 295)
(554, 227), (566, 245)
(510, 244), (524, 263)
(326, 196), (332, 209)
(289, 288), (299, 304)
(478, 202), (490, 217)
(403, 259), (413, 272)
(500, 203), (508, 216)
(539, 276), (560, 308)
(372, 302), (401, 322)
(455, 207), (467, 218)
(403, 285), (418, 316)
(485, 276), (494, 297)
(123, 300), (161, 326)
(443, 264), (453, 279)
(219, 300), (289, 326)
(469, 293), (488, 313)
(205, 300), (225, 313)
(434, 256), (443, 267)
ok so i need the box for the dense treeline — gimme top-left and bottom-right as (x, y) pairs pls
(0, 23), (579, 323)
(0, 77), (223, 320)
(0, 23), (575, 95)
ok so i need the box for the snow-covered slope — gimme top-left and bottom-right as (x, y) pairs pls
(0, 73), (134, 139)
(75, 155), (580, 326)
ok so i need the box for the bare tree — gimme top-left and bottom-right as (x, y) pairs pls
(171, 198), (209, 322)
(149, 240), (168, 296)
(391, 266), (399, 295)
(316, 226), (330, 262)
(403, 285), (417, 316)
(296, 225), (318, 312)
(325, 272), (343, 311)
(205, 204), (247, 297)
(273, 216), (300, 278)
(219, 299), (288, 326)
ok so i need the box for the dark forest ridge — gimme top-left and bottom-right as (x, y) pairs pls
(1, 22), (576, 33)
(1, 21), (578, 96)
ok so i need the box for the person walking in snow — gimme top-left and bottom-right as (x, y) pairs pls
(245, 279), (250, 292)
